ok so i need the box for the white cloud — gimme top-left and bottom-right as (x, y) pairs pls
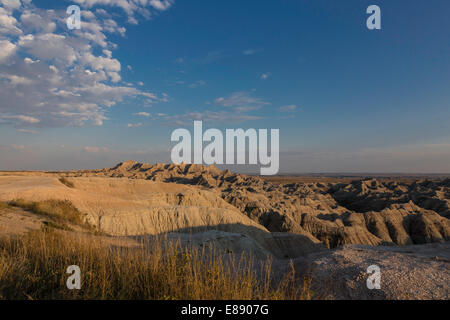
(214, 91), (269, 112)
(18, 33), (78, 66)
(0, 73), (34, 85)
(260, 72), (271, 80)
(160, 93), (169, 102)
(0, 1), (169, 128)
(0, 7), (22, 35)
(102, 18), (126, 36)
(127, 122), (143, 128)
(0, 0), (21, 11)
(133, 112), (150, 117)
(0, 39), (16, 62)
(20, 11), (57, 33)
(73, 0), (174, 23)
(2, 114), (40, 123)
(149, 0), (174, 11)
(24, 57), (39, 64)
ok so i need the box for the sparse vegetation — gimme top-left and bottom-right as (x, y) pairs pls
(9, 199), (83, 225)
(0, 229), (312, 300)
(0, 202), (9, 210)
(7, 199), (95, 232)
(59, 177), (75, 188)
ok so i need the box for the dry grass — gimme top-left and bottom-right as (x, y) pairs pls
(7, 199), (104, 236)
(8, 199), (85, 228)
(59, 177), (75, 188)
(0, 202), (9, 210)
(0, 229), (312, 300)
(0, 198), (312, 300)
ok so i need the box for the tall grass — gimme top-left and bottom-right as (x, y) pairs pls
(1, 198), (312, 300)
(0, 229), (311, 300)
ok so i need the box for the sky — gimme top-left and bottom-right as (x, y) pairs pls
(0, 0), (449, 173)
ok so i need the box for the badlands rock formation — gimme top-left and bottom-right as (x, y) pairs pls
(0, 161), (449, 259)
(1, 161), (449, 299)
(63, 161), (450, 250)
(0, 175), (325, 259)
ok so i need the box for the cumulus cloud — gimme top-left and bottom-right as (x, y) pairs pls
(1, 0), (21, 11)
(149, 0), (174, 11)
(0, 39), (16, 62)
(20, 10), (57, 33)
(0, 6), (22, 35)
(0, 1), (171, 128)
(73, 0), (174, 23)
(24, 57), (39, 64)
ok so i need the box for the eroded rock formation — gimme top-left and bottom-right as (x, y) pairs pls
(61, 161), (450, 250)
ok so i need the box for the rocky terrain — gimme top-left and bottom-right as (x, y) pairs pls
(0, 160), (449, 299)
(275, 242), (450, 300)
(63, 161), (450, 250)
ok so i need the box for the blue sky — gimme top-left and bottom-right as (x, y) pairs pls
(0, 0), (449, 173)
